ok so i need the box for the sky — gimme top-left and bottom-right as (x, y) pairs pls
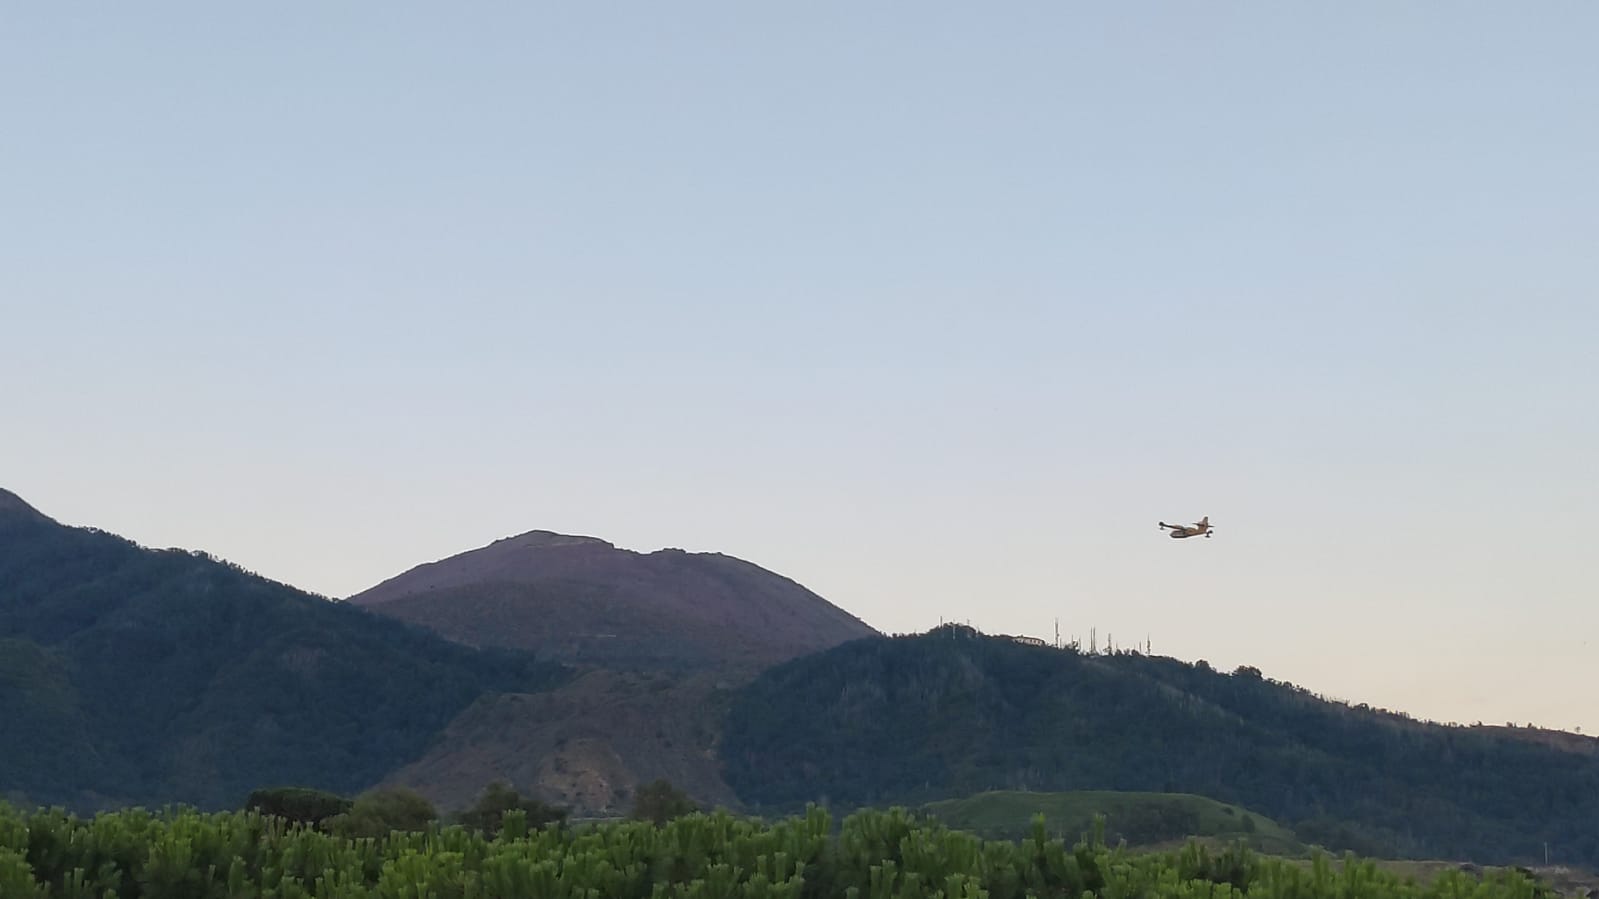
(3, 4), (1597, 733)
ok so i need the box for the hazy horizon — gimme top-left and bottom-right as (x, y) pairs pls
(5, 4), (1596, 735)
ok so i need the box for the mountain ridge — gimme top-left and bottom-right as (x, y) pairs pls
(10, 486), (1597, 869)
(0, 489), (565, 811)
(721, 626), (1599, 867)
(348, 528), (877, 670)
(342, 525), (879, 813)
(0, 487), (51, 524)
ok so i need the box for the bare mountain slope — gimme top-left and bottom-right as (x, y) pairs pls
(349, 530), (876, 813)
(381, 669), (743, 816)
(348, 530), (877, 670)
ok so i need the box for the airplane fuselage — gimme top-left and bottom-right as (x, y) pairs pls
(1159, 519), (1212, 538)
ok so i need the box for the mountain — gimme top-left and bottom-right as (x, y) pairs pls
(344, 529), (876, 815)
(721, 626), (1599, 867)
(0, 490), (565, 811)
(0, 488), (49, 522)
(348, 530), (877, 671)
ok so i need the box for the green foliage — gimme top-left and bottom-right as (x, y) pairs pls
(0, 802), (1558, 899)
(722, 631), (1599, 867)
(0, 847), (46, 898)
(924, 791), (1300, 853)
(454, 781), (568, 836)
(245, 786), (354, 827)
(631, 778), (700, 825)
(0, 512), (568, 810)
(325, 789), (439, 839)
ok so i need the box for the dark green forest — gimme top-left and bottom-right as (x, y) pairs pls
(721, 627), (1599, 867)
(0, 498), (566, 810)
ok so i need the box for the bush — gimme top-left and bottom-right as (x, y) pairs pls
(244, 787), (353, 827)
(630, 779), (698, 825)
(324, 787), (437, 838)
(455, 782), (567, 836)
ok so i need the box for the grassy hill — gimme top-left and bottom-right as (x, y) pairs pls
(925, 790), (1303, 854)
(720, 626), (1599, 868)
(0, 489), (566, 811)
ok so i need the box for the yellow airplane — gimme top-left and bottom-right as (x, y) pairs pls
(1158, 517), (1213, 539)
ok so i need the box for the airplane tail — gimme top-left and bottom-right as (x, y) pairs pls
(1198, 517), (1209, 527)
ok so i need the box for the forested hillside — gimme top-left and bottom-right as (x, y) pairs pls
(0, 489), (565, 811)
(721, 626), (1599, 867)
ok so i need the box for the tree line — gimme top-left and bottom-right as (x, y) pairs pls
(1, 799), (1565, 899)
(245, 778), (699, 837)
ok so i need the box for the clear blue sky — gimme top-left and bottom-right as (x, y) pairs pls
(4, 4), (1597, 732)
